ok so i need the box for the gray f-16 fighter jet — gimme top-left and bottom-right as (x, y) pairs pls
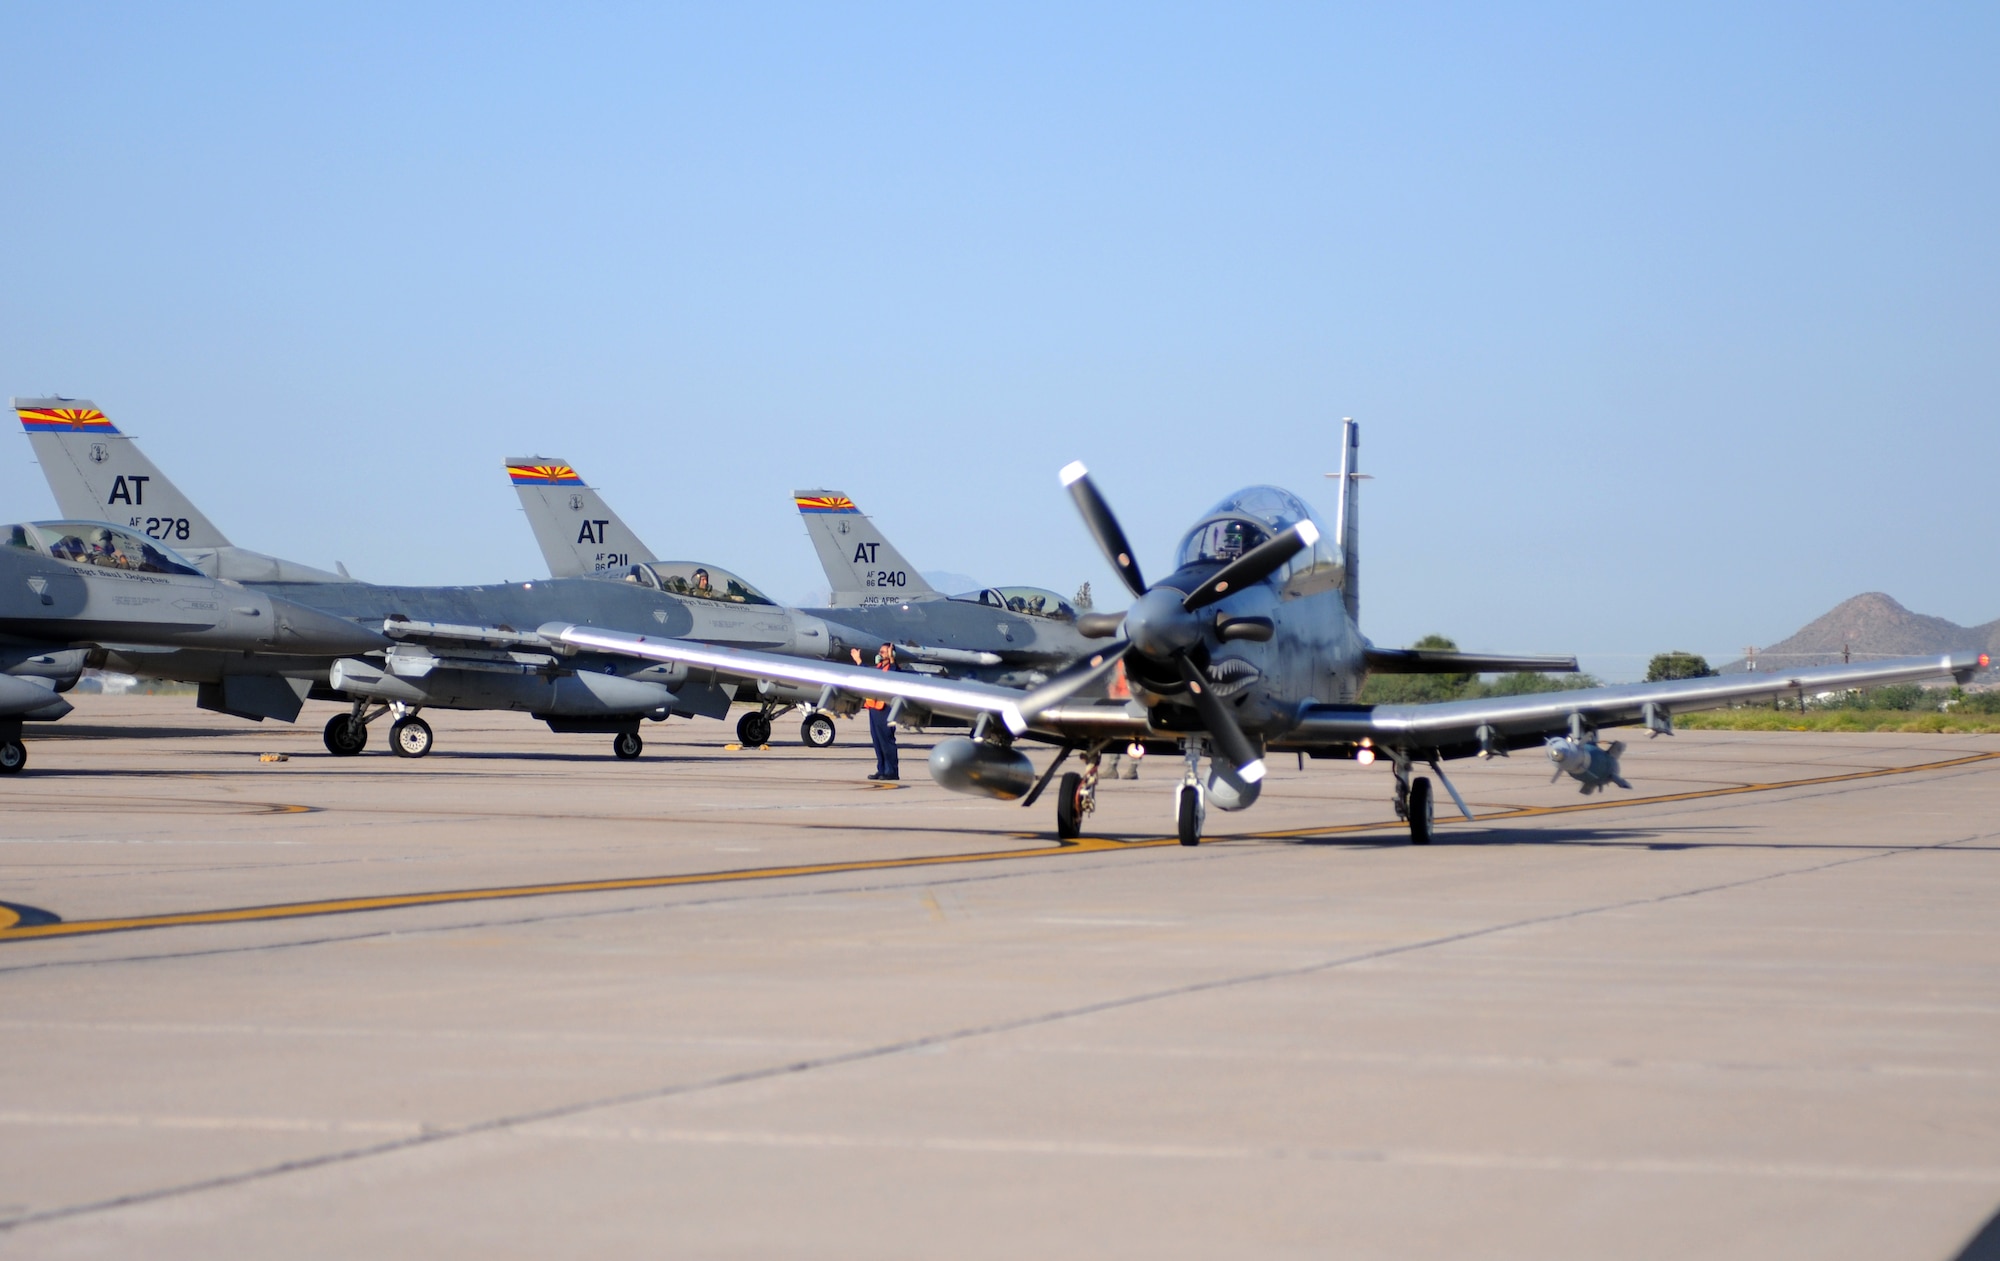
(539, 420), (1983, 844)
(20, 405), (871, 759)
(0, 518), (390, 771)
(509, 461), (1102, 744)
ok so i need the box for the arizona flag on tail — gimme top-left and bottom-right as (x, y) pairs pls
(507, 462), (583, 485)
(794, 493), (858, 514)
(17, 404), (118, 433)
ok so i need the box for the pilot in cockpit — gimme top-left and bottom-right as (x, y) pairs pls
(1213, 520), (1252, 562)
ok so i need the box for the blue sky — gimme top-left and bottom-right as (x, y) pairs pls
(3, 3), (1994, 678)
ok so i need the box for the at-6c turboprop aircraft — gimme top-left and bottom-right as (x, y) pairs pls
(536, 420), (1983, 845)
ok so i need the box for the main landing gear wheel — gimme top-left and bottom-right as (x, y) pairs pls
(736, 712), (772, 746)
(612, 730), (644, 760)
(0, 739), (26, 774)
(1407, 776), (1434, 845)
(1177, 784), (1203, 847)
(323, 714), (367, 756)
(390, 715), (434, 759)
(800, 712), (837, 749)
(1056, 771), (1085, 840)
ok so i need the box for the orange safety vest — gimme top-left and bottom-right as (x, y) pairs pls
(865, 657), (892, 709)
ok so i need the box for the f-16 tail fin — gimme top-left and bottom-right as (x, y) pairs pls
(15, 398), (232, 548)
(508, 458), (657, 577)
(793, 490), (939, 606)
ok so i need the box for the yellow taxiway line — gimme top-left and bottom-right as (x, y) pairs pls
(3, 750), (1995, 944)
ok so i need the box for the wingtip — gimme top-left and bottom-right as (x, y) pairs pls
(1058, 461), (1089, 486)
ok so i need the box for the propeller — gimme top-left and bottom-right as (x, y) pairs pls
(1058, 462), (1320, 786)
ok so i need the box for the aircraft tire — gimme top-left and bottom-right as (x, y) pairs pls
(736, 712), (772, 747)
(0, 739), (26, 774)
(613, 730), (644, 760)
(800, 712), (837, 748)
(390, 716), (433, 759)
(1055, 771), (1083, 839)
(1408, 776), (1434, 845)
(323, 715), (367, 757)
(1176, 784), (1202, 847)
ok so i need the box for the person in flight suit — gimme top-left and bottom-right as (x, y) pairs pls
(860, 642), (900, 781)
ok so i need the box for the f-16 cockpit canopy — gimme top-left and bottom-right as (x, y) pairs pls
(619, 561), (775, 606)
(949, 587), (1077, 621)
(5, 520), (207, 577)
(1174, 486), (1343, 596)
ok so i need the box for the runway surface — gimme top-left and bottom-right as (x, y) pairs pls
(4, 696), (1999, 1259)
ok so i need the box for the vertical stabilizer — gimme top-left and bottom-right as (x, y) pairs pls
(15, 398), (232, 547)
(793, 490), (939, 606)
(508, 458), (658, 577)
(1335, 418), (1360, 625)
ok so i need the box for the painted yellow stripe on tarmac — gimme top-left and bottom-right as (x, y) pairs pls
(3, 751), (1994, 945)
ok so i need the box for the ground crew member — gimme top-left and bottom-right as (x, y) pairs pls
(863, 643), (899, 781)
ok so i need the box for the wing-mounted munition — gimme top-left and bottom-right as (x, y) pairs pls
(1545, 736), (1629, 793)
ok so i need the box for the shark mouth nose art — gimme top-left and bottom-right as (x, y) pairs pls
(1205, 658), (1261, 697)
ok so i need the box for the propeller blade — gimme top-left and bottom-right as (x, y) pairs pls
(1017, 641), (1131, 719)
(1175, 654), (1265, 783)
(1060, 462), (1147, 598)
(1181, 519), (1319, 612)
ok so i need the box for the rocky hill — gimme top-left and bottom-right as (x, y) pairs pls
(1722, 592), (1999, 674)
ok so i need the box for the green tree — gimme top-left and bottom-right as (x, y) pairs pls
(1073, 582), (1093, 612)
(1645, 651), (1713, 682)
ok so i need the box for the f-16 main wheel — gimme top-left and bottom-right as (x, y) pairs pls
(323, 714), (367, 756)
(737, 712), (772, 746)
(390, 716), (434, 759)
(0, 739), (26, 774)
(1055, 771), (1084, 840)
(800, 712), (837, 748)
(1177, 784), (1202, 847)
(612, 730), (643, 760)
(1408, 776), (1434, 845)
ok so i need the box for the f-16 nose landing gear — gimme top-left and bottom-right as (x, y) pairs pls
(800, 711), (837, 748)
(390, 714), (433, 758)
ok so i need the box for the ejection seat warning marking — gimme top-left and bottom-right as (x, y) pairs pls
(2, 752), (1995, 944)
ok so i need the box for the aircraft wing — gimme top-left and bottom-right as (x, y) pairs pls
(1286, 654), (1987, 758)
(545, 622), (1050, 731)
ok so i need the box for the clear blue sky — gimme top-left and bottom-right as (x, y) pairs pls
(4, 3), (1994, 679)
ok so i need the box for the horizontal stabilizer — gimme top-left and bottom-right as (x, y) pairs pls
(1365, 648), (1579, 674)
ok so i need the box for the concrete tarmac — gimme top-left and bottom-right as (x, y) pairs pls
(4, 695), (1999, 1259)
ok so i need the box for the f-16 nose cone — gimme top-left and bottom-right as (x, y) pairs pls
(269, 597), (393, 655)
(1123, 587), (1203, 659)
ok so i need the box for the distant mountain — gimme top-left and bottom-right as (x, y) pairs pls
(1722, 592), (2000, 675)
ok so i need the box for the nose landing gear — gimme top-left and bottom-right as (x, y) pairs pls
(1176, 741), (1206, 846)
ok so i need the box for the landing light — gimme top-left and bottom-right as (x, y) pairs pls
(1355, 747), (1375, 765)
(1126, 742), (1146, 759)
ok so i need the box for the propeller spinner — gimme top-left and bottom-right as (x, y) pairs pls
(1055, 462), (1321, 786)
